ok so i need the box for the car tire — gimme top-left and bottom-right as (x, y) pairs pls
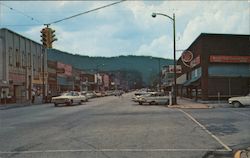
(233, 101), (241, 108)
(67, 100), (73, 106)
(139, 102), (142, 105)
(79, 101), (82, 105)
(150, 101), (156, 105)
(54, 103), (58, 107)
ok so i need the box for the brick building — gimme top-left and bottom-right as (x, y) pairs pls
(177, 33), (250, 101)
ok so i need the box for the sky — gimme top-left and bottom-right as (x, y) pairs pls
(0, 1), (249, 59)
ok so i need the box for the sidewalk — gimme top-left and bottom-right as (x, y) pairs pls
(0, 96), (43, 110)
(169, 97), (210, 109)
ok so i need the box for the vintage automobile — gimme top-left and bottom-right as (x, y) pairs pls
(137, 92), (169, 105)
(132, 91), (152, 103)
(51, 91), (87, 107)
(228, 93), (250, 107)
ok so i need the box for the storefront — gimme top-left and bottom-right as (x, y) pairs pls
(177, 33), (250, 100)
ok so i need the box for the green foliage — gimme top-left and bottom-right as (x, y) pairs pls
(47, 49), (173, 85)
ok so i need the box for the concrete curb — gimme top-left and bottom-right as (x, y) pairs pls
(168, 105), (211, 109)
(0, 102), (44, 110)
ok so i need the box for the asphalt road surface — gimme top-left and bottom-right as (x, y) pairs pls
(0, 92), (249, 158)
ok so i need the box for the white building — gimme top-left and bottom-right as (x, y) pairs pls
(0, 28), (47, 103)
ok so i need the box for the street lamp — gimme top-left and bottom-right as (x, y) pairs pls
(152, 12), (177, 105)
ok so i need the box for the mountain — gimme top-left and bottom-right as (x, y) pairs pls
(47, 49), (174, 85)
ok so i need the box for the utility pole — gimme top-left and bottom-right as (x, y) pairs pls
(40, 26), (57, 102)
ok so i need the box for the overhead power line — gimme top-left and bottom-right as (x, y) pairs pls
(46, 0), (126, 26)
(0, 24), (42, 27)
(0, 2), (43, 24)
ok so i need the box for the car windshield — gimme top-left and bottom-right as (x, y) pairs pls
(62, 92), (73, 96)
(1, 1), (249, 158)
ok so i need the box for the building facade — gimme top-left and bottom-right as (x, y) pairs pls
(177, 33), (250, 101)
(56, 62), (73, 93)
(0, 28), (47, 103)
(47, 60), (57, 96)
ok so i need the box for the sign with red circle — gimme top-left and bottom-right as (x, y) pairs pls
(181, 51), (193, 63)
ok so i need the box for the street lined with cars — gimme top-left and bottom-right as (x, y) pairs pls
(0, 92), (249, 158)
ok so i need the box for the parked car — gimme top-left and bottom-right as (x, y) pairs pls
(228, 93), (250, 107)
(137, 92), (169, 105)
(86, 92), (96, 99)
(51, 91), (87, 107)
(94, 91), (102, 97)
(132, 91), (151, 102)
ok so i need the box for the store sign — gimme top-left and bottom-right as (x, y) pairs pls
(57, 62), (72, 76)
(210, 55), (250, 63)
(9, 73), (25, 82)
(168, 65), (182, 73)
(181, 50), (199, 68)
(181, 50), (193, 62)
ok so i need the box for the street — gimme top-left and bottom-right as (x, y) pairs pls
(0, 92), (250, 158)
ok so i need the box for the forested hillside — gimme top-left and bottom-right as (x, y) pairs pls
(47, 49), (173, 85)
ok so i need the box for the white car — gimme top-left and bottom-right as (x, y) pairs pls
(132, 91), (152, 102)
(228, 93), (250, 107)
(51, 91), (87, 107)
(137, 92), (169, 105)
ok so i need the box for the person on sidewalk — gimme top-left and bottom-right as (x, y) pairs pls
(32, 90), (36, 103)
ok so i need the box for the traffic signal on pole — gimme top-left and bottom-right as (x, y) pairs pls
(40, 28), (49, 48)
(48, 28), (57, 48)
(40, 27), (57, 48)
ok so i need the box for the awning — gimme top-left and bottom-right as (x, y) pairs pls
(183, 77), (200, 87)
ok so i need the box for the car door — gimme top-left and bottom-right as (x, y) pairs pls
(241, 94), (250, 105)
(75, 92), (82, 102)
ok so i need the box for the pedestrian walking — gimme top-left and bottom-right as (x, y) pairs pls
(32, 90), (35, 103)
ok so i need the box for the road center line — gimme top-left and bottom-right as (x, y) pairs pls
(178, 109), (232, 151)
(0, 148), (229, 154)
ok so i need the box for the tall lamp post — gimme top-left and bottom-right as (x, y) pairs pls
(152, 12), (177, 105)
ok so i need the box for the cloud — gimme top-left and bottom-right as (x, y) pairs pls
(176, 1), (249, 54)
(136, 35), (173, 59)
(1, 1), (249, 59)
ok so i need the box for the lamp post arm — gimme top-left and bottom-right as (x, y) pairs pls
(154, 13), (174, 21)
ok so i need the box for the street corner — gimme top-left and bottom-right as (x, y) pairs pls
(234, 148), (250, 158)
(206, 103), (232, 109)
(168, 104), (210, 109)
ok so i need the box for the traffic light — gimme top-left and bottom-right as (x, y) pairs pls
(40, 27), (57, 48)
(48, 28), (57, 48)
(40, 28), (49, 48)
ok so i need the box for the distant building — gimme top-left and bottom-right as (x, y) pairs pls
(72, 68), (82, 92)
(102, 73), (110, 91)
(81, 73), (95, 91)
(56, 62), (73, 92)
(0, 28), (48, 103)
(177, 33), (250, 101)
(47, 60), (57, 96)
